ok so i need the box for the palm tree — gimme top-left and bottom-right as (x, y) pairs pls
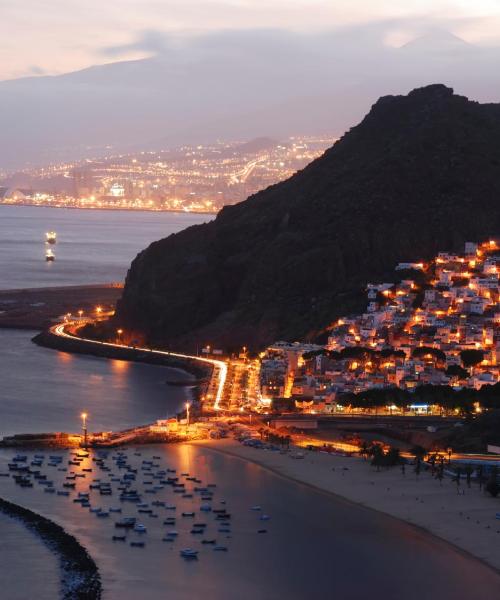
(359, 440), (370, 460)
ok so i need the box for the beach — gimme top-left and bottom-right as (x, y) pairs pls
(197, 438), (500, 574)
(2, 443), (499, 599)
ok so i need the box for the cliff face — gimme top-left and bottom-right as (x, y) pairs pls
(116, 85), (500, 351)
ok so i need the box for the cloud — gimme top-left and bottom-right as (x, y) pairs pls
(28, 65), (47, 75)
(100, 29), (172, 57)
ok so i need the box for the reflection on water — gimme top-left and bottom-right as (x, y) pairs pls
(1, 445), (499, 600)
(0, 330), (190, 437)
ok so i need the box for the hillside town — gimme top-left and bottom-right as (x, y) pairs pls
(258, 240), (500, 414)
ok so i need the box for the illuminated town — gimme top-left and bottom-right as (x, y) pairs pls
(257, 240), (500, 415)
(0, 136), (332, 213)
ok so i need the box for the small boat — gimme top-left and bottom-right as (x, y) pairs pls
(260, 515), (270, 521)
(115, 517), (136, 529)
(190, 528), (204, 535)
(182, 512), (195, 517)
(200, 504), (212, 512)
(134, 524), (147, 533)
(251, 506), (261, 511)
(180, 549), (198, 559)
(112, 535), (126, 542)
(130, 541), (145, 548)
(201, 539), (216, 545)
(45, 249), (55, 262)
(213, 545), (228, 552)
(165, 504), (176, 510)
(45, 231), (57, 244)
(257, 529), (267, 534)
(57, 491), (70, 496)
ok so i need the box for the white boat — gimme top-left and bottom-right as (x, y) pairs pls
(45, 249), (55, 262)
(180, 549), (198, 558)
(251, 506), (261, 511)
(134, 523), (147, 533)
(45, 231), (57, 244)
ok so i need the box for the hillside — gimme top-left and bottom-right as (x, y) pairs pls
(115, 85), (500, 351)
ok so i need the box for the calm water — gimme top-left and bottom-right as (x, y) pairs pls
(0, 511), (59, 599)
(0, 206), (207, 436)
(1, 445), (499, 600)
(0, 329), (190, 438)
(0, 205), (210, 289)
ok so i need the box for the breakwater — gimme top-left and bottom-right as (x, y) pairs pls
(33, 329), (212, 391)
(0, 497), (101, 599)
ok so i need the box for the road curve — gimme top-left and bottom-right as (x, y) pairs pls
(51, 323), (227, 410)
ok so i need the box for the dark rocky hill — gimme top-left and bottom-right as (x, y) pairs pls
(115, 85), (500, 351)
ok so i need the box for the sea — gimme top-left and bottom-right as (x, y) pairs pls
(0, 206), (499, 599)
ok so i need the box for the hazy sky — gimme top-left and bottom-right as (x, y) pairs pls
(3, 0), (500, 80)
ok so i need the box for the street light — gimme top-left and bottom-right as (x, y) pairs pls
(185, 402), (191, 426)
(117, 329), (123, 343)
(81, 412), (88, 448)
(96, 306), (102, 315)
(78, 309), (83, 318)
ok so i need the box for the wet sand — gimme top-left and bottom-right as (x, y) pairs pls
(199, 439), (500, 574)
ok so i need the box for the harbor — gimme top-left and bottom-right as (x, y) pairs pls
(3, 443), (499, 600)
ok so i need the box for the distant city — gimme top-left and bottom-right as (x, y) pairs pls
(0, 135), (332, 214)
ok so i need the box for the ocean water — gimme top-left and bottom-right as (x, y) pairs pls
(0, 206), (208, 437)
(1, 445), (499, 600)
(0, 511), (59, 599)
(0, 205), (210, 289)
(0, 329), (190, 438)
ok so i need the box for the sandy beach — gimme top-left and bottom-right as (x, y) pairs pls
(197, 438), (500, 573)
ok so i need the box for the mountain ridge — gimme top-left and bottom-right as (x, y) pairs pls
(114, 84), (500, 351)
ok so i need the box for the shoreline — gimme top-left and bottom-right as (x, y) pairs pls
(194, 438), (500, 575)
(0, 202), (217, 217)
(33, 329), (211, 386)
(0, 284), (122, 330)
(0, 496), (101, 599)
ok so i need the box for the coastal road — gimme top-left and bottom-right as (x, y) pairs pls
(51, 322), (227, 410)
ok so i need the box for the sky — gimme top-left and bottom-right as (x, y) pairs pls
(3, 0), (500, 80)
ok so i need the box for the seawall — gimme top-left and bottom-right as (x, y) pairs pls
(33, 330), (212, 395)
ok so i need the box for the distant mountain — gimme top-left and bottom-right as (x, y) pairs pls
(233, 137), (279, 155)
(400, 31), (471, 54)
(3, 28), (500, 170)
(115, 85), (500, 351)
